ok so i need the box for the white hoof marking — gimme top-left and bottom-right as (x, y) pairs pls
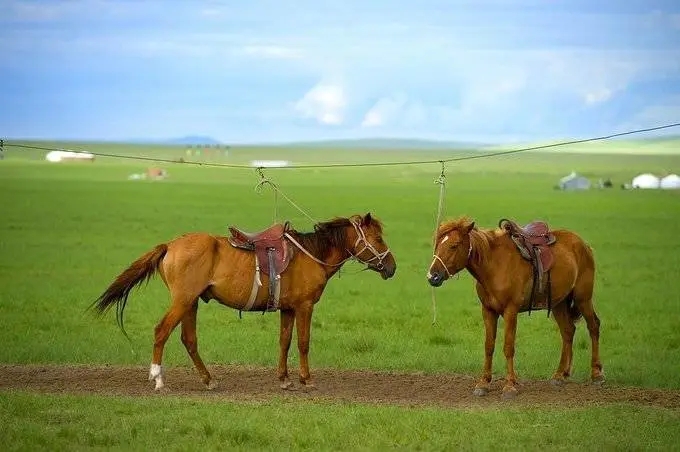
(149, 363), (164, 390)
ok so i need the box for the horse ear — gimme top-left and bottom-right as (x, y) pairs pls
(466, 221), (476, 233)
(362, 212), (373, 226)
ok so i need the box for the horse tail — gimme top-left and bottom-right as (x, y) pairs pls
(566, 291), (583, 322)
(89, 243), (168, 337)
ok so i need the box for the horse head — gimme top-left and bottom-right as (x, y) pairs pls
(427, 217), (475, 287)
(348, 213), (396, 280)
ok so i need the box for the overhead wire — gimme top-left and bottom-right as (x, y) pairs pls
(4, 121), (679, 170)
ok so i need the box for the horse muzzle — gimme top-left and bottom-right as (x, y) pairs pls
(371, 260), (396, 280)
(427, 272), (445, 287)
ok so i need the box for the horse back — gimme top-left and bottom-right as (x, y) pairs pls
(550, 229), (595, 269)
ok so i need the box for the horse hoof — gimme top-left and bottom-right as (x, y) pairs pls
(473, 387), (488, 397)
(280, 380), (295, 391)
(502, 387), (518, 400)
(301, 382), (317, 391)
(550, 378), (565, 386)
(592, 376), (605, 386)
(205, 380), (218, 390)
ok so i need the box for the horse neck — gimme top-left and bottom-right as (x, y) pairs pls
(291, 227), (352, 277)
(465, 229), (497, 284)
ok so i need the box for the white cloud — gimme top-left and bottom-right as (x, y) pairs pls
(240, 45), (302, 60)
(361, 95), (407, 128)
(293, 81), (347, 125)
(584, 88), (613, 105)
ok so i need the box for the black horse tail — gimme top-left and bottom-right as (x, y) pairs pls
(565, 290), (583, 322)
(88, 244), (168, 337)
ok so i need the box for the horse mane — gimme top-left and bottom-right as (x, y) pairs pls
(289, 216), (354, 259)
(436, 216), (494, 268)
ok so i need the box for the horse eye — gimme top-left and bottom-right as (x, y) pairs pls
(449, 244), (458, 250)
(377, 237), (384, 244)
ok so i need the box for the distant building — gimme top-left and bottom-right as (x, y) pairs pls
(631, 173), (660, 189)
(660, 174), (680, 189)
(557, 171), (591, 190)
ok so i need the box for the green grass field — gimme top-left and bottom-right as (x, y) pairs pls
(1, 140), (680, 450)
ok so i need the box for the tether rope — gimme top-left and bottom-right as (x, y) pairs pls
(253, 168), (318, 224)
(430, 162), (447, 326)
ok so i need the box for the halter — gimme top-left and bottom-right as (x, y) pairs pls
(349, 220), (391, 270)
(429, 238), (472, 279)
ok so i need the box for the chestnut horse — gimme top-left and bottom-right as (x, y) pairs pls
(91, 213), (396, 391)
(426, 216), (603, 399)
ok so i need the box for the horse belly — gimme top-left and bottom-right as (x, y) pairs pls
(205, 249), (269, 310)
(206, 271), (271, 310)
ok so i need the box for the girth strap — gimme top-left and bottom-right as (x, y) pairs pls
(239, 251), (282, 315)
(266, 248), (279, 312)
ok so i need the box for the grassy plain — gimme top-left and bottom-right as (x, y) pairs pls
(1, 139), (679, 450)
(1, 392), (679, 451)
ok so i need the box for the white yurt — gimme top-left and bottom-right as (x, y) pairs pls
(631, 173), (660, 189)
(660, 174), (680, 190)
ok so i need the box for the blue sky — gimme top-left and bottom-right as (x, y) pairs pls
(1, 0), (679, 144)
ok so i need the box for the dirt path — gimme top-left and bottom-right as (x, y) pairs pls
(1, 364), (679, 409)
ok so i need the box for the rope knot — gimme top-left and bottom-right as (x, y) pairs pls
(433, 161), (446, 185)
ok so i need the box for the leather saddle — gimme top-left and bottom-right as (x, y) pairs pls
(227, 222), (294, 312)
(499, 218), (557, 315)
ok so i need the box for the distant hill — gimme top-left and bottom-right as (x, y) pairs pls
(118, 136), (223, 146)
(274, 138), (487, 149)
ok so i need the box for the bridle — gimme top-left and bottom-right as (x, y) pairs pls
(429, 236), (473, 279)
(349, 220), (391, 270)
(284, 220), (391, 270)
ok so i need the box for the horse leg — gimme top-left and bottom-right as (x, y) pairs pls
(278, 309), (295, 390)
(550, 302), (575, 385)
(501, 306), (520, 399)
(180, 301), (215, 390)
(149, 298), (192, 390)
(295, 303), (315, 389)
(576, 299), (604, 384)
(474, 305), (498, 396)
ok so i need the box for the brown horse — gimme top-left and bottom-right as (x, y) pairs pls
(426, 216), (603, 399)
(91, 213), (396, 391)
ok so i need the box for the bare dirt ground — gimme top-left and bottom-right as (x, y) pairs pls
(1, 364), (679, 409)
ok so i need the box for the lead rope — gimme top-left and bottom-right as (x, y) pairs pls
(254, 167), (318, 224)
(430, 161), (447, 326)
(255, 167), (281, 223)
